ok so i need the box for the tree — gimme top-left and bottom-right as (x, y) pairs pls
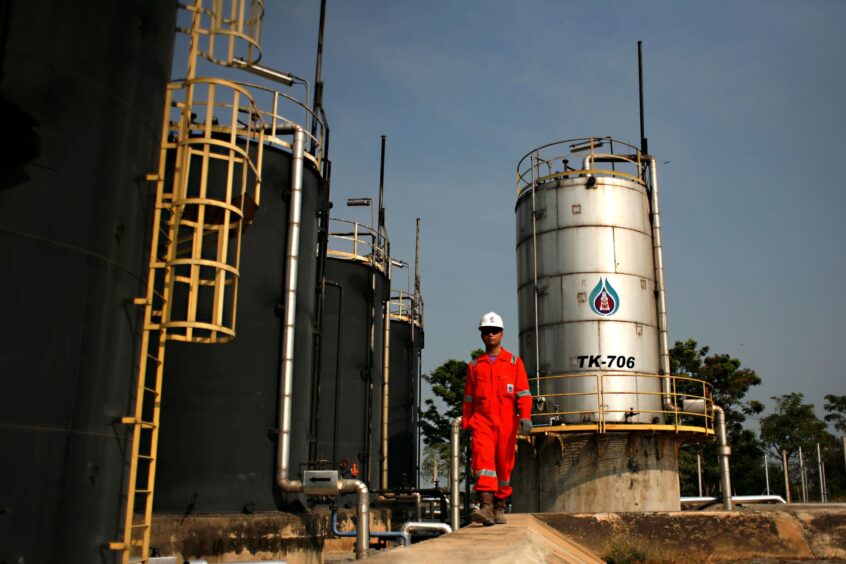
(760, 393), (839, 500)
(418, 350), (482, 446)
(760, 393), (830, 459)
(671, 339), (765, 496)
(824, 394), (846, 435)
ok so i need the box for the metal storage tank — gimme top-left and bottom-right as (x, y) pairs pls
(511, 137), (717, 514)
(387, 290), (424, 488)
(316, 219), (390, 488)
(154, 137), (328, 512)
(515, 138), (665, 425)
(0, 2), (176, 562)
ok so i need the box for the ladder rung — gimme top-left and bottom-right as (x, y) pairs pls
(145, 354), (162, 365)
(137, 454), (154, 460)
(134, 489), (152, 494)
(131, 523), (149, 529)
(108, 542), (125, 550)
(143, 386), (160, 395)
(120, 417), (156, 429)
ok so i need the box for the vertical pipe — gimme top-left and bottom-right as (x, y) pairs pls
(843, 436), (846, 477)
(714, 406), (732, 510)
(276, 126), (305, 495)
(696, 454), (703, 497)
(380, 299), (390, 490)
(648, 158), (672, 410)
(450, 417), (462, 531)
(817, 443), (826, 503)
(764, 453), (771, 496)
(799, 446), (808, 503)
(339, 479), (370, 559)
(530, 153), (541, 396)
(782, 449), (792, 503)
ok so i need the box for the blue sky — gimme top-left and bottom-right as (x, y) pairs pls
(182, 1), (846, 423)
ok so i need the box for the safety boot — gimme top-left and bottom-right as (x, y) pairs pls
(493, 497), (507, 524)
(470, 491), (495, 526)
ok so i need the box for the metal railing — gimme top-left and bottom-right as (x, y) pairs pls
(177, 0), (264, 67)
(326, 218), (389, 273)
(516, 137), (647, 196)
(388, 289), (423, 327)
(529, 372), (715, 435)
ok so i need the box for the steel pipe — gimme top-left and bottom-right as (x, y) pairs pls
(380, 298), (391, 490)
(714, 406), (733, 510)
(401, 521), (453, 537)
(338, 479), (371, 558)
(648, 157), (672, 411)
(331, 505), (407, 547)
(450, 416), (462, 530)
(276, 125), (306, 496)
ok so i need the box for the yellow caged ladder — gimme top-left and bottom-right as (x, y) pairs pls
(109, 4), (265, 555)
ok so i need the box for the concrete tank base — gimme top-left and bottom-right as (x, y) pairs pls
(511, 432), (681, 513)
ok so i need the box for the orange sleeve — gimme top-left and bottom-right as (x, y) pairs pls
(514, 357), (532, 420)
(461, 362), (475, 429)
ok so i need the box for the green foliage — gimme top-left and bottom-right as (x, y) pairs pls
(418, 349), (483, 447)
(760, 393), (831, 459)
(824, 394), (846, 435)
(671, 339), (765, 496)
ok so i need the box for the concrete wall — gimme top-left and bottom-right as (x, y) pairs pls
(511, 432), (681, 512)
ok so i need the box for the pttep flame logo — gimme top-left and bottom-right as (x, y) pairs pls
(589, 277), (620, 316)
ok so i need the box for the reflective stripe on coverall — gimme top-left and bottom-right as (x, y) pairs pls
(461, 348), (532, 499)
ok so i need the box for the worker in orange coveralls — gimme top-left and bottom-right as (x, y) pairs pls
(462, 311), (532, 525)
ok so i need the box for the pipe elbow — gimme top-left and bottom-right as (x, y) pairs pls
(276, 478), (304, 493)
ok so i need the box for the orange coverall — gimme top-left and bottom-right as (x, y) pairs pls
(461, 348), (532, 499)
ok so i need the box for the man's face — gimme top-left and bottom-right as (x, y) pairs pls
(480, 327), (503, 349)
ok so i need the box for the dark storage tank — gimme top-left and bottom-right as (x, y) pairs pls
(316, 220), (390, 488)
(387, 292), (424, 488)
(0, 1), (176, 562)
(154, 140), (328, 512)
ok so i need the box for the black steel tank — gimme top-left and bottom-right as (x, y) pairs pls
(0, 2), (176, 562)
(316, 235), (390, 488)
(387, 303), (424, 488)
(154, 142), (327, 512)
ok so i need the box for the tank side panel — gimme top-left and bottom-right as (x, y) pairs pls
(0, 2), (176, 562)
(316, 259), (388, 489)
(515, 177), (661, 424)
(155, 149), (322, 512)
(387, 320), (421, 488)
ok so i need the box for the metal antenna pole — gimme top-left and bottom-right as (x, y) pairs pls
(764, 453), (770, 496)
(637, 41), (648, 157)
(817, 443), (826, 503)
(782, 450), (792, 503)
(799, 446), (807, 503)
(378, 135), (386, 236)
(310, 0), (327, 151)
(697, 454), (703, 497)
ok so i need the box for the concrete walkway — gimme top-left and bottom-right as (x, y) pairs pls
(358, 514), (603, 564)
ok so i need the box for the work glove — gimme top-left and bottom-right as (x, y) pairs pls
(519, 418), (533, 435)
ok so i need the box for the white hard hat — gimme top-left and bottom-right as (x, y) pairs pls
(478, 311), (504, 329)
